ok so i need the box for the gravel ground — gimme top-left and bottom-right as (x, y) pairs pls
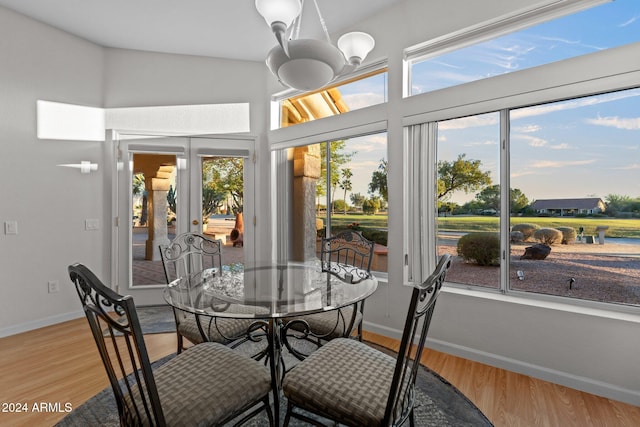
(438, 240), (640, 305)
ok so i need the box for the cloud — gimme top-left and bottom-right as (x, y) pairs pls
(530, 159), (596, 168)
(513, 124), (540, 133)
(341, 93), (385, 110)
(619, 16), (639, 27)
(514, 134), (548, 147)
(510, 90), (640, 120)
(465, 140), (498, 147)
(549, 143), (571, 150)
(585, 115), (640, 130)
(439, 114), (498, 129)
(612, 163), (640, 170)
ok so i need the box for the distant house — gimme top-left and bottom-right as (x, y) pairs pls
(530, 198), (606, 216)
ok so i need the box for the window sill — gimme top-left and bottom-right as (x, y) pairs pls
(442, 283), (640, 324)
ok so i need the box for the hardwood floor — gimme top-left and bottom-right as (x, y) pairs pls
(0, 319), (638, 426)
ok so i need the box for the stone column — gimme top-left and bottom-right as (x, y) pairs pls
(145, 177), (171, 261)
(291, 145), (321, 261)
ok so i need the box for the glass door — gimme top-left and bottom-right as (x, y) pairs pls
(115, 135), (254, 304)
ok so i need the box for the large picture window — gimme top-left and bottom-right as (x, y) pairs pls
(425, 88), (640, 307)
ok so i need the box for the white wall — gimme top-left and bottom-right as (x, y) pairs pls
(0, 7), (105, 334)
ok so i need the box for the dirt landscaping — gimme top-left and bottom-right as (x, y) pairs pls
(438, 238), (640, 306)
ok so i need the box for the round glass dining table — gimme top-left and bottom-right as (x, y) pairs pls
(163, 260), (378, 425)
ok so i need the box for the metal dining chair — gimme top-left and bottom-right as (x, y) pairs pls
(69, 263), (274, 427)
(159, 232), (254, 353)
(284, 229), (375, 360)
(282, 254), (452, 427)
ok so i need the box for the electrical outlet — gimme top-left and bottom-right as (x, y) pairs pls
(48, 280), (60, 293)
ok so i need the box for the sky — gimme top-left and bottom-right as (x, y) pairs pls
(309, 0), (640, 207)
(415, 0), (640, 205)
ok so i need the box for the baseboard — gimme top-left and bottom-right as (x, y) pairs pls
(0, 310), (84, 338)
(363, 320), (640, 407)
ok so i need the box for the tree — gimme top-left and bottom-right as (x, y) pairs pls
(437, 154), (492, 201)
(202, 157), (244, 214)
(368, 159), (388, 202)
(338, 168), (353, 214)
(317, 141), (354, 212)
(132, 173), (148, 226)
(362, 198), (380, 214)
(349, 192), (366, 210)
(605, 194), (633, 215)
(475, 185), (530, 214)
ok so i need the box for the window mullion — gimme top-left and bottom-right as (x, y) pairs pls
(500, 109), (510, 294)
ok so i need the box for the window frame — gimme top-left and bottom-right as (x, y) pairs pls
(403, 0), (610, 97)
(406, 84), (640, 314)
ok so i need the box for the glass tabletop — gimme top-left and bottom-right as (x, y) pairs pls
(163, 261), (378, 319)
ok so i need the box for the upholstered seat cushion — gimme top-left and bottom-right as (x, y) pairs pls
(126, 342), (271, 426)
(178, 314), (255, 344)
(288, 306), (362, 339)
(283, 338), (398, 427)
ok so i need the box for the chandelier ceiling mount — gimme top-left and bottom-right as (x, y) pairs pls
(255, 0), (375, 92)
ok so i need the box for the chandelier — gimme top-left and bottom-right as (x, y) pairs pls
(255, 0), (375, 91)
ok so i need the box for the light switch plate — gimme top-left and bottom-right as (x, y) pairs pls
(5, 221), (18, 235)
(85, 219), (99, 231)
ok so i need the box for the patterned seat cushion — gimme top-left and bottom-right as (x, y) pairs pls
(283, 338), (397, 427)
(125, 342), (271, 426)
(288, 306), (362, 339)
(178, 314), (255, 344)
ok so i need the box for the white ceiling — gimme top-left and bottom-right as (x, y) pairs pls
(0, 0), (402, 61)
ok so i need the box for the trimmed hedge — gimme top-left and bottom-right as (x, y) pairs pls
(457, 232), (500, 266)
(533, 228), (563, 245)
(511, 223), (540, 241)
(556, 226), (577, 244)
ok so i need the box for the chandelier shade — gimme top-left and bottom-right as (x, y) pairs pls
(255, 0), (375, 92)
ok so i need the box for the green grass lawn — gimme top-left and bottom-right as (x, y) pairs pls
(323, 213), (639, 239)
(438, 216), (640, 238)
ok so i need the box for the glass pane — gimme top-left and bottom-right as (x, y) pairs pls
(410, 0), (640, 95)
(201, 156), (245, 267)
(280, 70), (387, 128)
(285, 133), (388, 273)
(131, 153), (177, 286)
(436, 112), (500, 289)
(509, 89), (640, 306)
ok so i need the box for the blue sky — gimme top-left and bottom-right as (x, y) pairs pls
(419, 0), (640, 204)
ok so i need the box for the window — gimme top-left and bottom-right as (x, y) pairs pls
(278, 68), (387, 128)
(407, 0), (638, 95)
(436, 113), (501, 290)
(278, 133), (388, 273)
(509, 90), (640, 305)
(419, 88), (640, 307)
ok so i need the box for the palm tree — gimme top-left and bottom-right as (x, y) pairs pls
(339, 168), (353, 215)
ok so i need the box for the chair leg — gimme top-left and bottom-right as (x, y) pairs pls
(176, 334), (184, 354)
(283, 400), (293, 427)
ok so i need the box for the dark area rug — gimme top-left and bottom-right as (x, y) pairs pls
(106, 304), (176, 336)
(82, 305), (492, 426)
(56, 346), (492, 426)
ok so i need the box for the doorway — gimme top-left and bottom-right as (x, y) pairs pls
(114, 135), (254, 304)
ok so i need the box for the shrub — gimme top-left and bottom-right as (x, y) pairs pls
(556, 226), (577, 244)
(511, 223), (540, 241)
(533, 228), (563, 245)
(510, 230), (524, 243)
(361, 229), (388, 246)
(457, 232), (500, 266)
